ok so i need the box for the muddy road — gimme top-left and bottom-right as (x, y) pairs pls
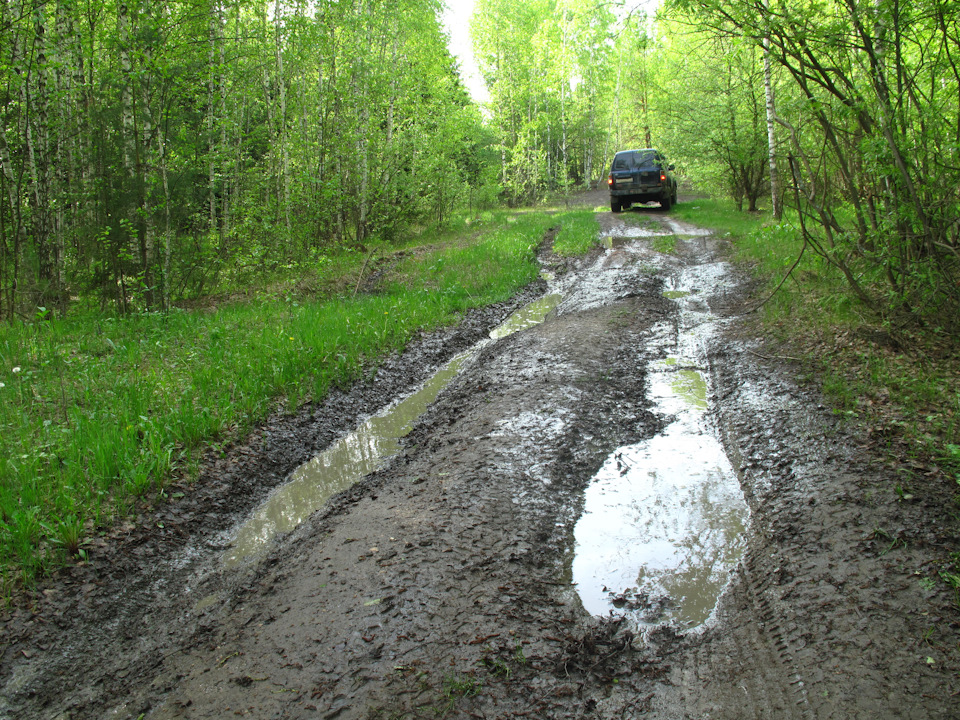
(2, 197), (959, 719)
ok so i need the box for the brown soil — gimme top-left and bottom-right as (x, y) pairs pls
(1, 190), (958, 719)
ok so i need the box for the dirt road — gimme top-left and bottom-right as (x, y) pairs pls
(2, 197), (958, 719)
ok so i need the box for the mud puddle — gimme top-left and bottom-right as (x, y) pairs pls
(605, 216), (713, 242)
(225, 289), (564, 567)
(572, 263), (748, 629)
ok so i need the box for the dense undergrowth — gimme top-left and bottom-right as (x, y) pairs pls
(672, 199), (960, 496)
(0, 209), (597, 592)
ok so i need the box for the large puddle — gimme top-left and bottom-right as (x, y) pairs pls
(571, 266), (748, 630)
(224, 292), (561, 568)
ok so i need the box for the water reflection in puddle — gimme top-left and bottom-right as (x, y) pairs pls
(573, 280), (748, 629)
(224, 351), (473, 568)
(490, 294), (561, 340)
(224, 290), (561, 568)
(607, 225), (669, 242)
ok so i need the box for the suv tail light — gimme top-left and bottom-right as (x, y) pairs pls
(660, 172), (667, 182)
(607, 176), (614, 186)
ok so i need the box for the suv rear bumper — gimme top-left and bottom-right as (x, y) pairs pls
(610, 186), (670, 203)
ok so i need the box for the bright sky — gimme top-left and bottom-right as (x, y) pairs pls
(440, 0), (488, 103)
(440, 0), (662, 105)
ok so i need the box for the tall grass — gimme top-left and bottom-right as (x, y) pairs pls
(552, 210), (600, 256)
(0, 213), (550, 585)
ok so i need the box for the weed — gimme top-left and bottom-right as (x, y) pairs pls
(895, 484), (914, 502)
(436, 674), (482, 716)
(882, 537), (907, 555)
(52, 514), (85, 558)
(443, 674), (482, 698)
(480, 656), (511, 679)
(652, 236), (677, 254)
(941, 572), (960, 590)
(513, 641), (528, 665)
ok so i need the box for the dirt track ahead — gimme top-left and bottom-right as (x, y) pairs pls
(2, 197), (958, 719)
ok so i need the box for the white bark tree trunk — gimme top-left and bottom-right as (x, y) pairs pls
(275, 0), (292, 246)
(763, 0), (782, 219)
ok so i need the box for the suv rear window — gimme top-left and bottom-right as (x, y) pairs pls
(612, 150), (660, 170)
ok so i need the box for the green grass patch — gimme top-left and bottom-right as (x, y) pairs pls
(551, 209), (600, 256)
(652, 235), (678, 254)
(672, 196), (768, 240)
(0, 212), (550, 587)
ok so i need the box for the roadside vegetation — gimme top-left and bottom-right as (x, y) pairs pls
(0, 210), (587, 590)
(551, 209), (601, 256)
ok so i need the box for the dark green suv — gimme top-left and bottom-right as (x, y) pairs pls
(607, 148), (678, 212)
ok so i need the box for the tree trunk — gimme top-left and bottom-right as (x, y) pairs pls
(207, 5), (219, 243)
(275, 0), (292, 246)
(763, 0), (782, 220)
(160, 131), (172, 310)
(118, 2), (135, 313)
(0, 0), (24, 319)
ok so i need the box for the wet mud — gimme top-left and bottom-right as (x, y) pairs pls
(2, 192), (959, 719)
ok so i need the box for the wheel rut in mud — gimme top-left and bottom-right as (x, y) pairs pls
(2, 198), (958, 719)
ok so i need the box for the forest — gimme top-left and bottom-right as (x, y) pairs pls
(0, 0), (493, 318)
(1, 0), (958, 328)
(475, 0), (960, 331)
(1, 0), (959, 580)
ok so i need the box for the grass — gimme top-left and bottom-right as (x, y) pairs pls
(672, 196), (768, 239)
(652, 235), (678, 254)
(551, 209), (601, 256)
(0, 211), (554, 589)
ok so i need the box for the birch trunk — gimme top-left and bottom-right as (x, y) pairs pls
(160, 135), (172, 310)
(2, 0), (26, 318)
(763, 0), (782, 219)
(275, 0), (292, 246)
(53, 0), (81, 316)
(207, 6), (219, 240)
(26, 3), (52, 285)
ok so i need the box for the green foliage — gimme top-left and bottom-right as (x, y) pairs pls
(729, 201), (960, 490)
(551, 210), (600, 256)
(0, 213), (545, 582)
(671, 197), (767, 240)
(661, 0), (960, 330)
(0, 0), (495, 319)
(474, 0), (616, 202)
(645, 22), (770, 210)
